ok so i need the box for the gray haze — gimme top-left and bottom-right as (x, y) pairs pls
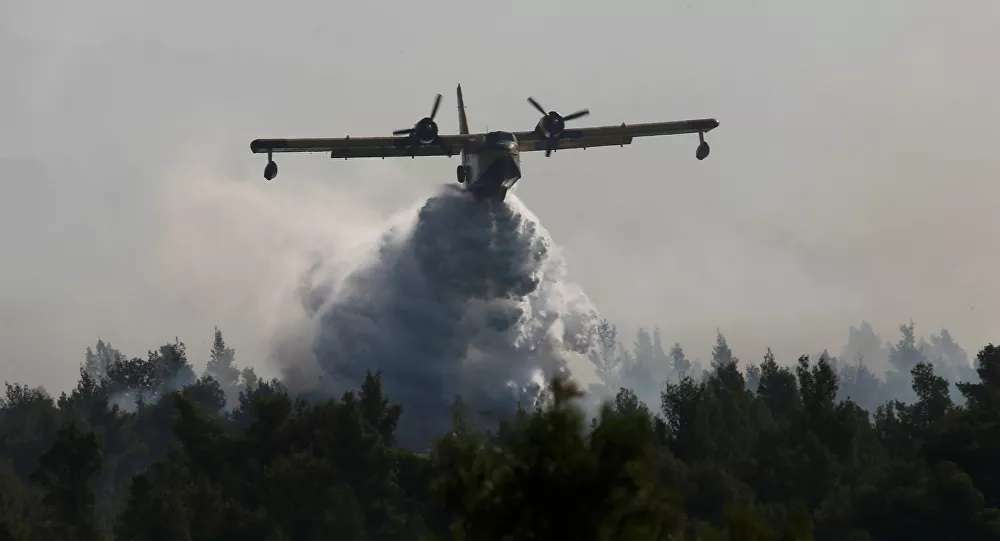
(2, 0), (999, 394)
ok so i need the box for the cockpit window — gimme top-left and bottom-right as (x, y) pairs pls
(485, 132), (515, 144)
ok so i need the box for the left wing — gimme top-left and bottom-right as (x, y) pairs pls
(250, 134), (481, 159)
(513, 118), (719, 152)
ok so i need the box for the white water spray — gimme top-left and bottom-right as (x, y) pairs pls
(291, 185), (601, 448)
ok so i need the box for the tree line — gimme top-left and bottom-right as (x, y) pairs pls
(1, 323), (998, 540)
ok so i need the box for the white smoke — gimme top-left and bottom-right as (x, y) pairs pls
(283, 185), (601, 449)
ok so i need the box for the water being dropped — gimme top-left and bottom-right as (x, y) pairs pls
(296, 186), (600, 449)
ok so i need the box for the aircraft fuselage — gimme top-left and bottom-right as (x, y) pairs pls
(459, 131), (522, 202)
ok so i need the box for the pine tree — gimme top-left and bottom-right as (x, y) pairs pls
(668, 342), (690, 377)
(589, 319), (621, 396)
(889, 321), (925, 375)
(841, 320), (889, 371)
(886, 321), (928, 402)
(711, 331), (736, 369)
(84, 339), (125, 381)
(651, 328), (671, 376)
(206, 327), (241, 407)
(634, 328), (654, 368)
(31, 421), (103, 541)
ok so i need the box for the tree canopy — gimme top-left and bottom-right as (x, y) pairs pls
(1, 323), (997, 540)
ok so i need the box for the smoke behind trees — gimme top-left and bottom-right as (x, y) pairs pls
(20, 175), (983, 450)
(258, 185), (982, 448)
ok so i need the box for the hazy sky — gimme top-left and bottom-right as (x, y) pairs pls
(2, 0), (998, 392)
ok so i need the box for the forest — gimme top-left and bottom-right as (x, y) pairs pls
(1, 321), (998, 540)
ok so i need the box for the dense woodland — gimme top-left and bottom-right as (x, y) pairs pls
(1, 322), (999, 540)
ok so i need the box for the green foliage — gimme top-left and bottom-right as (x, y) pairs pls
(0, 325), (997, 540)
(205, 327), (241, 407)
(31, 420), (104, 540)
(431, 377), (685, 540)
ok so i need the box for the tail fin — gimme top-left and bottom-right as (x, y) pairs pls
(457, 84), (469, 135)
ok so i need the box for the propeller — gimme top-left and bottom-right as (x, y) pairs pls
(527, 96), (590, 157)
(392, 94), (443, 145)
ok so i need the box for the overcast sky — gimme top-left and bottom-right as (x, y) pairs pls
(2, 0), (998, 392)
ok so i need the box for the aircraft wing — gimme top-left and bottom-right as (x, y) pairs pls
(513, 118), (719, 152)
(250, 134), (480, 159)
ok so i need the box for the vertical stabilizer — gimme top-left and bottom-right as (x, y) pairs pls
(457, 84), (470, 135)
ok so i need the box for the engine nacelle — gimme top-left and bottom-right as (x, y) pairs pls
(264, 160), (278, 180)
(415, 117), (439, 144)
(535, 113), (565, 139)
(525, 98), (588, 158)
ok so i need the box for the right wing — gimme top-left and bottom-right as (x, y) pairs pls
(250, 134), (481, 159)
(513, 118), (719, 152)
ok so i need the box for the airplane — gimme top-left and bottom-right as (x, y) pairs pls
(249, 84), (719, 202)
